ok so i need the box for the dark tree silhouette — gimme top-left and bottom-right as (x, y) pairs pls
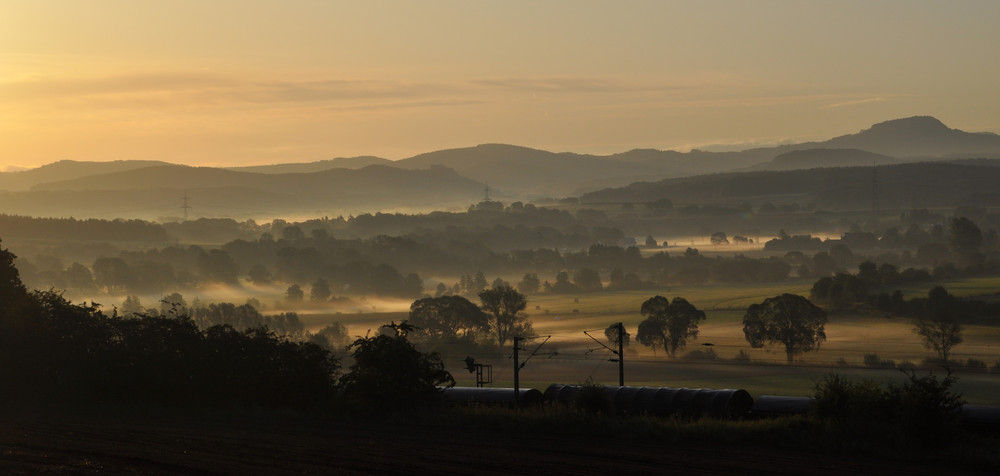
(340, 322), (455, 411)
(743, 294), (827, 363)
(914, 286), (963, 361)
(948, 216), (982, 258)
(636, 296), (706, 357)
(408, 295), (488, 342)
(478, 285), (534, 349)
(604, 322), (630, 347)
(285, 284), (304, 303)
(517, 272), (540, 294)
(573, 267), (603, 292)
(310, 278), (332, 302)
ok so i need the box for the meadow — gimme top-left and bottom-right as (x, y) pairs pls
(294, 276), (1000, 405)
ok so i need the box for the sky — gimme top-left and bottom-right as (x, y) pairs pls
(2, 0), (1000, 170)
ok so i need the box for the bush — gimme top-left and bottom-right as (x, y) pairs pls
(733, 349), (751, 362)
(685, 348), (717, 360)
(965, 358), (987, 370)
(813, 374), (890, 421)
(813, 371), (965, 447)
(339, 322), (455, 413)
(863, 353), (896, 369)
(573, 379), (613, 416)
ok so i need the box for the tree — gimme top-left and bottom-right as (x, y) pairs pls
(949, 216), (982, 258)
(710, 232), (729, 245)
(247, 264), (273, 286)
(281, 225), (305, 241)
(408, 295), (488, 342)
(517, 272), (540, 295)
(339, 321), (455, 411)
(160, 292), (186, 316)
(478, 285), (534, 349)
(310, 322), (349, 351)
(92, 257), (134, 293)
(743, 294), (827, 363)
(310, 278), (332, 302)
(913, 286), (963, 361)
(549, 270), (580, 293)
(604, 322), (630, 347)
(645, 235), (658, 248)
(63, 262), (95, 292)
(635, 296), (706, 357)
(121, 295), (143, 316)
(285, 284), (304, 303)
(197, 249), (239, 284)
(573, 267), (603, 292)
(0, 240), (31, 320)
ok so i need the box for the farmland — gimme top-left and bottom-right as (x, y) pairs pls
(295, 276), (1000, 405)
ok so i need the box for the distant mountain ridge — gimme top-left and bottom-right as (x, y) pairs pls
(0, 160), (172, 191)
(4, 115), (1000, 219)
(580, 161), (1000, 210)
(751, 148), (899, 171)
(225, 156), (393, 174)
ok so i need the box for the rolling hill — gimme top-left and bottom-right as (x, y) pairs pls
(0, 160), (171, 192)
(5, 115), (1000, 218)
(9, 165), (484, 220)
(580, 161), (1000, 210)
(225, 156), (393, 174)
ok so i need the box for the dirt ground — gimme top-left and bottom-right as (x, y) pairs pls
(0, 407), (990, 475)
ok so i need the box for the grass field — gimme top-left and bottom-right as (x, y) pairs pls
(299, 276), (1000, 405)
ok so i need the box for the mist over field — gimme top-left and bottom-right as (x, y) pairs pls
(4, 2), (1000, 472)
(3, 116), (1000, 401)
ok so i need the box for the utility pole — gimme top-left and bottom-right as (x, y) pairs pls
(511, 335), (553, 406)
(513, 336), (521, 405)
(583, 324), (626, 387)
(617, 322), (625, 387)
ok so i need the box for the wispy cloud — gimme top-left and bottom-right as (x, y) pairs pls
(822, 97), (886, 109)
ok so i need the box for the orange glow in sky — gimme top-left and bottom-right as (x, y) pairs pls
(2, 1), (999, 169)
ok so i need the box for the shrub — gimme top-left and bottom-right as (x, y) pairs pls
(813, 371), (965, 447)
(685, 348), (717, 360)
(813, 374), (890, 421)
(965, 358), (987, 370)
(888, 370), (964, 443)
(573, 379), (613, 416)
(733, 349), (751, 362)
(863, 353), (896, 369)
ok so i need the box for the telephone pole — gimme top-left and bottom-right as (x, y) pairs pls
(616, 322), (625, 387)
(513, 336), (521, 405)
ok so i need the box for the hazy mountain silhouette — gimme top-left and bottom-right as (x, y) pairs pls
(822, 116), (1000, 158)
(390, 143), (765, 198)
(0, 160), (171, 191)
(15, 164), (483, 219)
(383, 117), (1000, 198)
(225, 156), (393, 174)
(580, 161), (1000, 210)
(5, 116), (999, 218)
(751, 148), (899, 171)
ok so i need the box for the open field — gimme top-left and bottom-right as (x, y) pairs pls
(3, 406), (988, 475)
(300, 278), (1000, 405)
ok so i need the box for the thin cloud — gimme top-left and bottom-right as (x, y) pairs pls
(822, 97), (886, 109)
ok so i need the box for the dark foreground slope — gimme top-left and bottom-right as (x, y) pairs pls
(0, 407), (992, 476)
